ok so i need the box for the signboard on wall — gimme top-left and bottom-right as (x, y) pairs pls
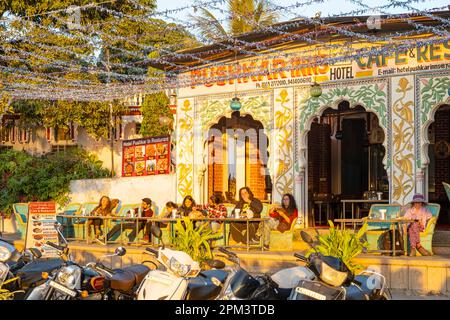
(122, 135), (171, 177)
(25, 202), (59, 258)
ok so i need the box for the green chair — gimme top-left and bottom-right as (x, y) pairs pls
(108, 203), (140, 243)
(269, 217), (298, 251)
(12, 203), (28, 239)
(443, 182), (450, 203)
(417, 203), (440, 255)
(57, 203), (82, 239)
(72, 202), (98, 240)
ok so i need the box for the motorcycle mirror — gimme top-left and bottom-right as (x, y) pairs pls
(54, 222), (62, 230)
(29, 248), (42, 259)
(150, 225), (162, 239)
(300, 231), (314, 245)
(115, 246), (126, 257)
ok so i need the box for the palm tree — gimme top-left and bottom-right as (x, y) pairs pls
(191, 0), (279, 42)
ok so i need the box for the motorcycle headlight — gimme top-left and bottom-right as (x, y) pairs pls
(0, 262), (9, 284)
(320, 261), (348, 287)
(56, 265), (81, 290)
(0, 246), (12, 262)
(169, 257), (191, 277)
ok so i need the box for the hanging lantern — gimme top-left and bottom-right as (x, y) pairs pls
(229, 97), (242, 111)
(310, 82), (322, 98)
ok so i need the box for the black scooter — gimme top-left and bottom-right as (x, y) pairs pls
(0, 237), (64, 299)
(289, 231), (391, 300)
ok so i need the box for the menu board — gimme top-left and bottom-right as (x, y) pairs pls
(122, 135), (171, 177)
(25, 202), (59, 258)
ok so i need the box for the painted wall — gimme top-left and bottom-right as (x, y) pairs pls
(68, 174), (176, 214)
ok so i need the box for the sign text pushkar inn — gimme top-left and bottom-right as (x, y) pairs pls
(186, 42), (450, 91)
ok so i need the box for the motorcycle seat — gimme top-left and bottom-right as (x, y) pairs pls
(110, 270), (136, 292)
(186, 270), (228, 300)
(122, 265), (150, 284)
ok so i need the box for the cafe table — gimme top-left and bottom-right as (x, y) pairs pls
(334, 218), (415, 256)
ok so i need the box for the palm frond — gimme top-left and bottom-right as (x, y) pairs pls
(189, 8), (228, 42)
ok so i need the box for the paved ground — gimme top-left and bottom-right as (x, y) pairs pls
(391, 290), (450, 300)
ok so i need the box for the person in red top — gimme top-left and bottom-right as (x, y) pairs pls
(205, 194), (228, 232)
(260, 193), (298, 248)
(131, 198), (154, 242)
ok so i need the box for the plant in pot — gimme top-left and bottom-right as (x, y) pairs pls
(307, 221), (369, 274)
(170, 217), (222, 267)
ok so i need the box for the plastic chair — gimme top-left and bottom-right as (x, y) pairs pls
(269, 217), (298, 251)
(12, 203), (28, 239)
(418, 203), (440, 255)
(443, 182), (450, 203)
(57, 203), (82, 239)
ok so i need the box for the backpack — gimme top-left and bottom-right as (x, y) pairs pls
(378, 229), (404, 256)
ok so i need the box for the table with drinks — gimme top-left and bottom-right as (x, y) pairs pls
(57, 210), (269, 251)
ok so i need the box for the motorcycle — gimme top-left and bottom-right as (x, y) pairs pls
(29, 222), (150, 300)
(0, 237), (64, 299)
(215, 247), (316, 300)
(136, 225), (228, 300)
(288, 231), (391, 300)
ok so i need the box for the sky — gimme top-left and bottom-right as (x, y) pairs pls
(155, 0), (450, 29)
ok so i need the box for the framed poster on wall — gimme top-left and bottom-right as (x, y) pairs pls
(122, 135), (170, 177)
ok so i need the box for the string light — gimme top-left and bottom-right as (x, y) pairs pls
(1, 0), (450, 101)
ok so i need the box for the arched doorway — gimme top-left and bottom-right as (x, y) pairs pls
(427, 104), (450, 227)
(307, 101), (388, 225)
(206, 111), (272, 202)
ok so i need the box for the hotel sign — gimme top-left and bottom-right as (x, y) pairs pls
(180, 41), (450, 95)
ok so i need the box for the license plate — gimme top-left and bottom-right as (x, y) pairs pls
(49, 280), (77, 298)
(295, 287), (327, 300)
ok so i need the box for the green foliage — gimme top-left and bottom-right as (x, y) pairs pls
(139, 92), (173, 137)
(171, 217), (221, 264)
(0, 148), (110, 216)
(191, 0), (279, 42)
(307, 221), (369, 274)
(0, 277), (24, 300)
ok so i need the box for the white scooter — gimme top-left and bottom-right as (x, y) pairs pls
(136, 225), (228, 300)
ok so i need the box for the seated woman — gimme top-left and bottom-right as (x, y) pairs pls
(177, 195), (203, 218)
(196, 194), (228, 232)
(260, 193), (298, 247)
(158, 201), (178, 228)
(87, 196), (112, 242)
(401, 194), (432, 256)
(230, 187), (263, 245)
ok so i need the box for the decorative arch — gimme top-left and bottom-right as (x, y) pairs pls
(296, 79), (390, 171)
(416, 74), (450, 169)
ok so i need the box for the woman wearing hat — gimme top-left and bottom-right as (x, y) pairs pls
(402, 194), (432, 256)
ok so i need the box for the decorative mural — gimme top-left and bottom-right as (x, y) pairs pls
(297, 81), (388, 133)
(274, 88), (294, 202)
(198, 92), (272, 131)
(176, 99), (194, 200)
(391, 76), (415, 205)
(416, 74), (450, 168)
(295, 80), (389, 171)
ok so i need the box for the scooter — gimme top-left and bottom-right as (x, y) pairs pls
(215, 247), (316, 300)
(0, 237), (64, 299)
(289, 231), (391, 300)
(136, 225), (228, 300)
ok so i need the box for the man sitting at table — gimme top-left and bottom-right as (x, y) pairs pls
(106, 198), (154, 243)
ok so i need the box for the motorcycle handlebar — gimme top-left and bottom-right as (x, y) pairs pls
(145, 247), (158, 256)
(218, 247), (237, 258)
(294, 253), (308, 262)
(45, 241), (66, 252)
